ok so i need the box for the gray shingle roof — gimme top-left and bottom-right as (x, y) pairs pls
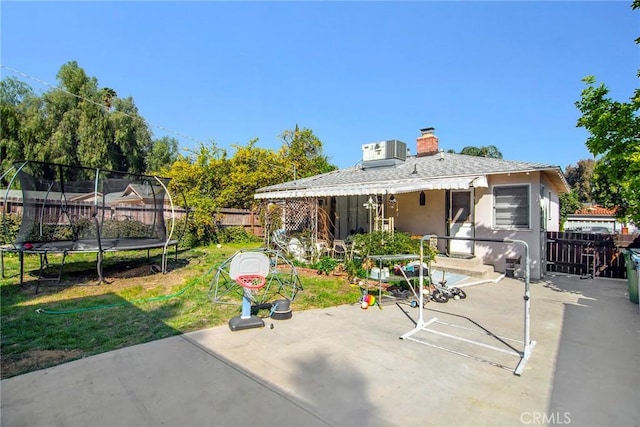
(256, 152), (567, 197)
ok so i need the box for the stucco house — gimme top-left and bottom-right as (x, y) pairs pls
(255, 128), (570, 280)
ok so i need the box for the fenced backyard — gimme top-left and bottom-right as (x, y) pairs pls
(546, 231), (640, 279)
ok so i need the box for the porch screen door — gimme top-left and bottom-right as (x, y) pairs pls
(447, 190), (473, 255)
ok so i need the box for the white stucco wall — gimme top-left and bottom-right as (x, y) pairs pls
(391, 190), (448, 253)
(474, 172), (546, 280)
(332, 171), (562, 280)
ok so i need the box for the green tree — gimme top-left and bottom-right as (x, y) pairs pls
(278, 124), (336, 180)
(559, 190), (582, 230)
(590, 170), (630, 220)
(458, 145), (503, 159)
(564, 159), (595, 203)
(0, 76), (34, 105)
(101, 87), (117, 111)
(146, 136), (179, 174)
(0, 77), (35, 171)
(0, 61), (152, 175)
(162, 128), (336, 244)
(164, 142), (229, 245)
(575, 2), (640, 224)
(219, 138), (285, 209)
(106, 96), (151, 174)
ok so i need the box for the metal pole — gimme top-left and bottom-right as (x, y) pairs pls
(406, 234), (535, 376)
(155, 176), (175, 274)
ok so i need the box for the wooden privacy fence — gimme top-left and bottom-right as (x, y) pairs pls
(215, 208), (263, 237)
(546, 232), (640, 279)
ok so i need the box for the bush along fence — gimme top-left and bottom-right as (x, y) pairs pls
(214, 208), (263, 236)
(546, 232), (640, 279)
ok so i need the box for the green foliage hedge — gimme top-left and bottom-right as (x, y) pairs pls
(350, 231), (438, 262)
(179, 216), (259, 247)
(0, 213), (21, 245)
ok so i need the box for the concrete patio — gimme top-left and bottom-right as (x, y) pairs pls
(1, 274), (638, 426)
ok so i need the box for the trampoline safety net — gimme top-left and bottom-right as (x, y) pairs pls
(3, 161), (176, 248)
(1, 161), (185, 286)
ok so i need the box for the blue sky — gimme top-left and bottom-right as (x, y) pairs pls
(1, 1), (638, 171)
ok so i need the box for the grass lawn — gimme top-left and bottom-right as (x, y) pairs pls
(0, 242), (361, 379)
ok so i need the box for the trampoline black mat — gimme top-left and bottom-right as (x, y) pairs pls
(12, 239), (178, 254)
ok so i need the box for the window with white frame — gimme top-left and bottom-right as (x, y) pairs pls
(493, 185), (530, 229)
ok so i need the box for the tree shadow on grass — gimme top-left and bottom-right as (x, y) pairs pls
(0, 290), (193, 379)
(1, 248), (195, 295)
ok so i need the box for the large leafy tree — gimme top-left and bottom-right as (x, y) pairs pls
(564, 159), (595, 203)
(0, 61), (152, 175)
(164, 142), (229, 245)
(0, 77), (35, 171)
(146, 136), (179, 174)
(163, 128), (337, 245)
(559, 191), (583, 230)
(458, 145), (503, 159)
(560, 159), (596, 229)
(107, 96), (151, 173)
(575, 1), (640, 224)
(279, 124), (336, 180)
(219, 138), (285, 209)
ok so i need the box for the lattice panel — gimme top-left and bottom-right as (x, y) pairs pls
(284, 198), (316, 234)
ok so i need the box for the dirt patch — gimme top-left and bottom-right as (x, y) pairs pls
(295, 267), (322, 276)
(1, 349), (84, 379)
(295, 266), (349, 278)
(18, 259), (196, 298)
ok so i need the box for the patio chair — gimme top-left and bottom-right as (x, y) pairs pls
(272, 229), (288, 254)
(332, 240), (348, 260)
(314, 239), (332, 261)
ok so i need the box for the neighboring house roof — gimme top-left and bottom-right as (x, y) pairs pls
(255, 152), (570, 199)
(2, 189), (90, 202)
(574, 204), (617, 216)
(2, 184), (167, 207)
(106, 183), (165, 206)
(68, 192), (104, 203)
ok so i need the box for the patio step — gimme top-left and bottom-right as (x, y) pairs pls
(431, 255), (495, 279)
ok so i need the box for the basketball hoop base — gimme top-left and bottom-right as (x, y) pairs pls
(228, 315), (265, 331)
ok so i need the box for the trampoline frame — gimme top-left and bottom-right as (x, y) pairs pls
(1, 161), (186, 291)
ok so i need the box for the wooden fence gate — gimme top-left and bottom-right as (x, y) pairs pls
(546, 232), (639, 279)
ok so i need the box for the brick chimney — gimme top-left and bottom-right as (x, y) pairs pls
(416, 127), (439, 157)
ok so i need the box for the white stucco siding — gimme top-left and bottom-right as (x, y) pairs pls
(330, 171), (561, 280)
(392, 190), (446, 240)
(540, 173), (561, 232)
(474, 173), (544, 280)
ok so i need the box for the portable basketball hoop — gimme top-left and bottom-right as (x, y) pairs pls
(236, 275), (266, 290)
(228, 252), (270, 331)
(209, 248), (302, 306)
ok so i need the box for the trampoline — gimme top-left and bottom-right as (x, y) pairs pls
(1, 160), (187, 291)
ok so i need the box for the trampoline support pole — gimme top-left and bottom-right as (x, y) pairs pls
(19, 251), (24, 286)
(97, 251), (104, 284)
